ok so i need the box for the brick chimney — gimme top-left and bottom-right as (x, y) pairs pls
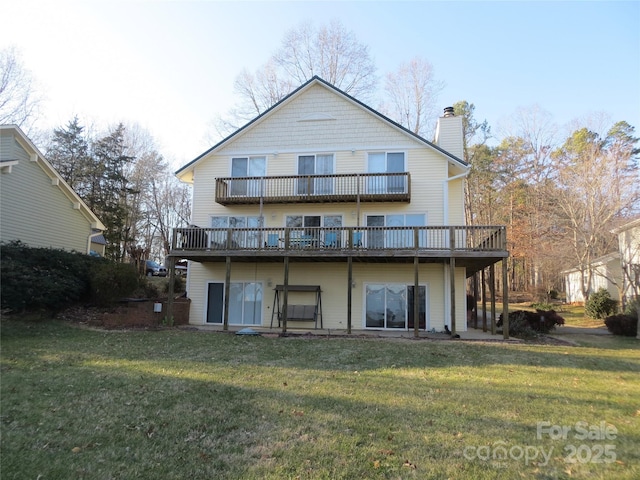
(434, 107), (464, 161)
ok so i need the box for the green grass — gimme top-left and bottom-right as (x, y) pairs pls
(1, 319), (639, 479)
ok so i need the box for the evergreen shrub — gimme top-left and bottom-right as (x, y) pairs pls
(1, 242), (140, 314)
(585, 288), (618, 319)
(89, 262), (139, 306)
(0, 241), (97, 314)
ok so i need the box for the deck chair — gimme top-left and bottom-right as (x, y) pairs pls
(324, 232), (338, 248)
(352, 231), (363, 247)
(266, 233), (279, 248)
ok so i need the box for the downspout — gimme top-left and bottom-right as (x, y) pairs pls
(443, 169), (469, 224)
(442, 167), (469, 330)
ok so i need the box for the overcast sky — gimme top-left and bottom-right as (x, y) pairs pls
(2, 1), (639, 169)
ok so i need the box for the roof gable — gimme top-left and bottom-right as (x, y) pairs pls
(611, 217), (640, 234)
(176, 76), (467, 180)
(0, 124), (105, 231)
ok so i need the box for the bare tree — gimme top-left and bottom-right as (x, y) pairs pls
(498, 106), (559, 291)
(213, 20), (378, 139)
(274, 20), (377, 99)
(0, 46), (42, 132)
(452, 101), (492, 227)
(148, 175), (192, 257)
(212, 61), (296, 137)
(123, 124), (192, 262)
(551, 121), (640, 301)
(502, 105), (557, 185)
(383, 57), (444, 138)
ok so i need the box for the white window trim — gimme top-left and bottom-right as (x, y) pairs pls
(366, 151), (407, 171)
(229, 155), (267, 177)
(296, 153), (336, 174)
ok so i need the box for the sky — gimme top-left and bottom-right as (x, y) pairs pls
(2, 1), (639, 169)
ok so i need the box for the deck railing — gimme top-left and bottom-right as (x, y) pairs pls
(172, 225), (506, 253)
(215, 172), (411, 205)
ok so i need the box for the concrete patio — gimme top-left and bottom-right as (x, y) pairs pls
(179, 323), (515, 342)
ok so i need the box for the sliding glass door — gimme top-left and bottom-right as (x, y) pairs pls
(365, 284), (428, 329)
(206, 282), (263, 325)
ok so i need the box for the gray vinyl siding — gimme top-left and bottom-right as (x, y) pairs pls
(0, 131), (92, 252)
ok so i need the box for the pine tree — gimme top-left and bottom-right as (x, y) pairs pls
(92, 124), (136, 261)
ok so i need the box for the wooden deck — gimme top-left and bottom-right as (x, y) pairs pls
(215, 172), (411, 205)
(169, 225), (508, 275)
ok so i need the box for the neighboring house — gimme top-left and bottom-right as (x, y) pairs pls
(170, 77), (508, 333)
(562, 253), (623, 304)
(0, 125), (105, 253)
(611, 218), (640, 306)
(90, 232), (107, 257)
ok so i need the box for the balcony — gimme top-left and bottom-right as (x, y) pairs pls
(170, 225), (508, 274)
(215, 173), (411, 205)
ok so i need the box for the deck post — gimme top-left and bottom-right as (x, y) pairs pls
(282, 257), (289, 334)
(472, 273), (479, 328)
(347, 256), (352, 334)
(502, 259), (509, 339)
(450, 257), (456, 336)
(223, 256), (231, 331)
(449, 227), (456, 336)
(414, 256), (419, 338)
(356, 174), (361, 227)
(481, 268), (487, 332)
(490, 264), (496, 335)
(166, 256), (176, 326)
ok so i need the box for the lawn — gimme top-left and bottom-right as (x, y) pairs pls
(1, 319), (638, 480)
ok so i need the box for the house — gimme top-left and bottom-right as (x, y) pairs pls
(169, 77), (508, 335)
(0, 124), (105, 254)
(562, 253), (623, 304)
(611, 218), (640, 306)
(562, 218), (640, 306)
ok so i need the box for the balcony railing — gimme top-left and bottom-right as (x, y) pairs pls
(215, 173), (411, 205)
(171, 225), (506, 254)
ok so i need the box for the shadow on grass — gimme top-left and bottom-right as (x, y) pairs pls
(2, 318), (639, 479)
(1, 319), (638, 374)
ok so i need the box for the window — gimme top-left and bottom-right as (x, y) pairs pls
(365, 214), (426, 248)
(230, 156), (266, 196)
(297, 154), (334, 195)
(367, 152), (405, 193)
(365, 284), (427, 329)
(210, 215), (261, 248)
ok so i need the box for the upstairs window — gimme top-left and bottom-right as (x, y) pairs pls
(297, 154), (334, 195)
(367, 152), (405, 193)
(230, 156), (266, 196)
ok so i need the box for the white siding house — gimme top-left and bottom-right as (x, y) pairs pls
(170, 77), (508, 334)
(563, 253), (623, 304)
(0, 125), (105, 253)
(612, 218), (640, 306)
